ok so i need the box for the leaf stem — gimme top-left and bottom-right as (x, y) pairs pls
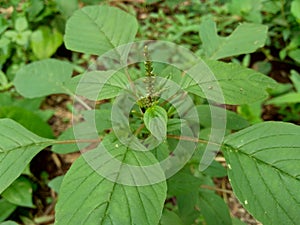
(167, 134), (222, 147)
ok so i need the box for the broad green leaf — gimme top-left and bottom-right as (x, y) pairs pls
(223, 122), (300, 225)
(0, 119), (54, 193)
(198, 191), (232, 225)
(0, 199), (17, 222)
(72, 70), (129, 100)
(184, 59), (277, 104)
(159, 210), (184, 225)
(2, 176), (35, 208)
(200, 18), (267, 60)
(196, 105), (249, 130)
(64, 5), (138, 56)
(0, 106), (54, 138)
(55, 135), (167, 225)
(144, 105), (168, 141)
(31, 26), (63, 59)
(14, 59), (74, 98)
(266, 92), (300, 104)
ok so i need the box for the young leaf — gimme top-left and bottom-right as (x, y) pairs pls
(55, 135), (167, 225)
(14, 59), (74, 98)
(31, 26), (63, 59)
(200, 18), (267, 60)
(64, 5), (138, 56)
(184, 59), (277, 104)
(223, 122), (300, 225)
(144, 105), (168, 142)
(0, 119), (54, 193)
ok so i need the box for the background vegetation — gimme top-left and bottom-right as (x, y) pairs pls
(0, 0), (299, 224)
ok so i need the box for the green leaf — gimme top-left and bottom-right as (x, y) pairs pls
(26, 0), (44, 22)
(31, 26), (63, 59)
(291, 0), (300, 21)
(177, 192), (200, 225)
(0, 221), (19, 225)
(14, 59), (74, 98)
(290, 70), (300, 92)
(2, 176), (35, 208)
(223, 122), (300, 225)
(64, 5), (138, 56)
(144, 105), (168, 142)
(0, 106), (54, 138)
(167, 170), (202, 196)
(288, 49), (300, 63)
(266, 92), (300, 104)
(184, 59), (277, 104)
(200, 18), (267, 60)
(0, 119), (53, 193)
(15, 17), (28, 32)
(48, 175), (64, 194)
(198, 191), (232, 225)
(55, 0), (78, 18)
(55, 135), (167, 225)
(0, 199), (17, 222)
(72, 70), (129, 100)
(159, 210), (184, 225)
(52, 107), (111, 154)
(228, 0), (262, 23)
(196, 105), (249, 130)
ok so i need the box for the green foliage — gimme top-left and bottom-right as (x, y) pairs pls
(0, 119), (54, 193)
(0, 2), (299, 225)
(266, 70), (300, 122)
(14, 59), (74, 98)
(199, 18), (268, 60)
(224, 122), (300, 225)
(0, 199), (17, 222)
(183, 59), (277, 104)
(55, 135), (167, 225)
(1, 176), (35, 208)
(31, 26), (63, 59)
(64, 5), (138, 56)
(144, 105), (168, 141)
